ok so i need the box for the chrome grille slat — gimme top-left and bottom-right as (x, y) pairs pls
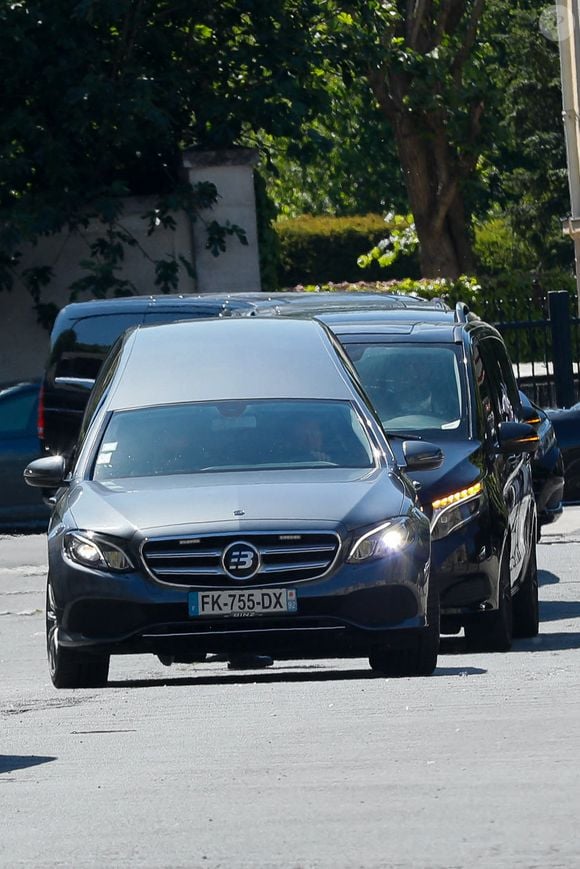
(154, 566), (222, 576)
(146, 550), (222, 560)
(259, 545), (335, 556)
(261, 561), (329, 574)
(142, 531), (341, 587)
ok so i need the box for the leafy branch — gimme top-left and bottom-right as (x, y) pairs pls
(358, 212), (418, 269)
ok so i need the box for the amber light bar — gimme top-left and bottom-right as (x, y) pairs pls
(432, 481), (482, 511)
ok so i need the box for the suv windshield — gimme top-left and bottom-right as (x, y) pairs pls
(346, 343), (469, 439)
(92, 399), (375, 479)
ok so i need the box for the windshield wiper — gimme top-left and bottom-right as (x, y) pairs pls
(383, 431), (423, 441)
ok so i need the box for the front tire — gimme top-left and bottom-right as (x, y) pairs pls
(46, 585), (109, 689)
(464, 550), (513, 652)
(513, 543), (539, 638)
(369, 577), (439, 677)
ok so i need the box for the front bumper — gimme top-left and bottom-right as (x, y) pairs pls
(431, 516), (499, 617)
(49, 549), (430, 658)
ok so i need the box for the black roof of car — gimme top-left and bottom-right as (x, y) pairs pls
(270, 294), (449, 318)
(51, 290), (449, 323)
(51, 293), (265, 321)
(328, 321), (462, 344)
(314, 303), (496, 345)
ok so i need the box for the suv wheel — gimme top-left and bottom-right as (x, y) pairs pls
(513, 543), (539, 638)
(464, 549), (513, 652)
(369, 577), (439, 677)
(46, 585), (110, 689)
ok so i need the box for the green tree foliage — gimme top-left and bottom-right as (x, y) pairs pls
(258, 75), (409, 217)
(327, 1), (495, 279)
(278, 0), (572, 281)
(478, 0), (572, 271)
(0, 0), (334, 303)
(2, 0), (573, 302)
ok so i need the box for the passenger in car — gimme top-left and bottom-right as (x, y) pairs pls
(289, 415), (333, 464)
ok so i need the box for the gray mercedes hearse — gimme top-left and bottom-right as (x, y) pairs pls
(25, 317), (442, 687)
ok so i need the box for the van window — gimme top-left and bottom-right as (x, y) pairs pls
(52, 314), (140, 380)
(76, 338), (125, 452)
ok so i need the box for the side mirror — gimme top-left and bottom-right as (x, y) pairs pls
(403, 440), (444, 472)
(24, 455), (67, 488)
(520, 405), (544, 427)
(497, 421), (540, 455)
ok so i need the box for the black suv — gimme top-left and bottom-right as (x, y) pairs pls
(39, 292), (448, 458)
(318, 303), (540, 651)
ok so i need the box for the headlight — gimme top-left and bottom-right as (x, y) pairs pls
(431, 482), (482, 541)
(64, 531), (133, 572)
(347, 518), (413, 563)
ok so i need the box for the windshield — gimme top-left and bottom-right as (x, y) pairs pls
(92, 399), (375, 479)
(346, 343), (469, 440)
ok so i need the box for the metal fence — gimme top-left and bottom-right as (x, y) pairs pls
(483, 291), (579, 409)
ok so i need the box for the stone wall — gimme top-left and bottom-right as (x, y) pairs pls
(0, 148), (262, 382)
(0, 196), (194, 382)
(183, 148), (262, 294)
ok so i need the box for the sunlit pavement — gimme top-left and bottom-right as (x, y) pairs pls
(1, 514), (579, 868)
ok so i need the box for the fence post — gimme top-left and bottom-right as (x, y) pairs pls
(549, 291), (575, 407)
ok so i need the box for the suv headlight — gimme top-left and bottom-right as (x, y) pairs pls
(431, 482), (482, 541)
(347, 518), (413, 563)
(63, 531), (133, 572)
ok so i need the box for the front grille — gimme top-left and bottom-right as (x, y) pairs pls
(141, 531), (341, 587)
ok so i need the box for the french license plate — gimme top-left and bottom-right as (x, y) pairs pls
(188, 588), (298, 617)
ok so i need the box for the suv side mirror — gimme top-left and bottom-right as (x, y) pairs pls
(497, 422), (540, 455)
(24, 455), (67, 488)
(403, 440), (444, 471)
(520, 405), (544, 427)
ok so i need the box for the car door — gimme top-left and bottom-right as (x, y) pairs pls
(0, 385), (48, 526)
(476, 336), (533, 584)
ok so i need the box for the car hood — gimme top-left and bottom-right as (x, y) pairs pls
(66, 468), (408, 537)
(390, 438), (484, 506)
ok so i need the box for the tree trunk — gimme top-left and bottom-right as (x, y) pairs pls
(393, 114), (474, 279)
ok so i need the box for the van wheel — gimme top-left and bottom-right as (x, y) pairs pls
(369, 578), (439, 677)
(46, 586), (109, 689)
(465, 551), (512, 652)
(513, 544), (539, 638)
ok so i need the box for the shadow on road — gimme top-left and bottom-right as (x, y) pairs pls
(0, 755), (56, 774)
(512, 632), (580, 652)
(433, 666), (486, 676)
(108, 663), (486, 689)
(441, 630), (580, 654)
(539, 600), (580, 622)
(538, 569), (560, 587)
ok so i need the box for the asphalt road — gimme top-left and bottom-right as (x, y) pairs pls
(1, 516), (580, 869)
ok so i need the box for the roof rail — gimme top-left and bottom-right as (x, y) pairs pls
(454, 301), (470, 323)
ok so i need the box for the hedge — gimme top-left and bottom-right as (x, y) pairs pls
(274, 212), (576, 297)
(276, 213), (421, 286)
(285, 271), (576, 313)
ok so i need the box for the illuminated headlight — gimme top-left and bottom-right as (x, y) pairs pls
(431, 482), (482, 541)
(64, 531), (133, 572)
(347, 518), (413, 563)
